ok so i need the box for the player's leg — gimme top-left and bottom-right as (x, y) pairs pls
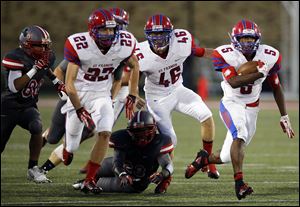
(63, 109), (85, 165)
(81, 97), (114, 194)
(175, 86), (219, 179)
(43, 100), (67, 146)
(0, 108), (17, 153)
(41, 144), (64, 173)
(219, 99), (254, 199)
(19, 107), (51, 183)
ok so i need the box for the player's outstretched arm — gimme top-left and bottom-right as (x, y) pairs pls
(267, 74), (295, 139)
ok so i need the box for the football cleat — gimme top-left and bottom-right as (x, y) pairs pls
(154, 176), (172, 194)
(185, 149), (209, 179)
(81, 179), (103, 194)
(27, 166), (52, 183)
(63, 148), (73, 166)
(235, 182), (253, 200)
(72, 179), (84, 190)
(207, 164), (220, 179)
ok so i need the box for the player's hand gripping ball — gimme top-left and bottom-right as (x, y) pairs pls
(237, 61), (258, 75)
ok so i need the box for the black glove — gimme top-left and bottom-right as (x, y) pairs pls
(76, 107), (95, 131)
(119, 172), (133, 188)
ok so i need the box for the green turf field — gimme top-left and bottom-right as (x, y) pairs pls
(1, 106), (299, 206)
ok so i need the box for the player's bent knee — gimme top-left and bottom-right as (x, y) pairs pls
(28, 120), (43, 135)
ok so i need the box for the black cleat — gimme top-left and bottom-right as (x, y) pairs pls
(235, 181), (253, 200)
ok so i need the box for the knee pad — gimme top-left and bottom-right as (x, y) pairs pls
(28, 120), (43, 135)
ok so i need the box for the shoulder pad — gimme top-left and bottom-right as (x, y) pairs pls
(2, 48), (25, 70)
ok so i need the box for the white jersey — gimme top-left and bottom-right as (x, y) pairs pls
(65, 30), (136, 96)
(214, 44), (280, 104)
(136, 29), (192, 96)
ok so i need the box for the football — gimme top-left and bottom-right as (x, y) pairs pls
(237, 61), (258, 75)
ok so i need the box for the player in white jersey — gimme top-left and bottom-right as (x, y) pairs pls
(135, 14), (219, 191)
(61, 8), (140, 194)
(185, 19), (295, 200)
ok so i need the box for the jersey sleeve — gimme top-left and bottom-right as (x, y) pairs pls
(191, 35), (205, 57)
(2, 52), (25, 71)
(211, 50), (237, 80)
(63, 39), (81, 66)
(268, 54), (282, 75)
(159, 135), (174, 154)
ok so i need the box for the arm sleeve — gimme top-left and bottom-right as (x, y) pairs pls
(59, 59), (69, 73)
(8, 70), (22, 93)
(267, 73), (281, 89)
(157, 153), (174, 177)
(191, 35), (205, 57)
(113, 61), (126, 81)
(112, 149), (127, 176)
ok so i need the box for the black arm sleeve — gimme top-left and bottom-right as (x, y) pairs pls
(113, 61), (126, 81)
(59, 59), (69, 73)
(113, 149), (127, 176)
(46, 69), (56, 81)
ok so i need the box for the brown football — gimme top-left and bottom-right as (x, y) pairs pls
(237, 61), (258, 75)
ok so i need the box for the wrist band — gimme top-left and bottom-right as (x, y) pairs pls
(119, 172), (127, 177)
(26, 68), (37, 79)
(52, 78), (60, 84)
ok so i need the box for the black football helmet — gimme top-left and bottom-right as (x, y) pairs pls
(19, 25), (52, 60)
(127, 111), (157, 147)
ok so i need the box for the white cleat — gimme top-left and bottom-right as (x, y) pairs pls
(27, 166), (52, 183)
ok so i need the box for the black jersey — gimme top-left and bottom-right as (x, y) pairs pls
(109, 129), (174, 180)
(1, 48), (55, 109)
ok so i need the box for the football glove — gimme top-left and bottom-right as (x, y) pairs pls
(256, 60), (269, 77)
(119, 172), (133, 187)
(76, 107), (95, 131)
(54, 80), (68, 101)
(149, 172), (164, 184)
(280, 115), (295, 139)
(34, 59), (49, 71)
(125, 94), (136, 119)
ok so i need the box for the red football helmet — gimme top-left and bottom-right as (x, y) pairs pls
(230, 19), (261, 54)
(127, 111), (157, 147)
(88, 8), (118, 48)
(109, 8), (129, 30)
(144, 14), (173, 51)
(19, 25), (52, 60)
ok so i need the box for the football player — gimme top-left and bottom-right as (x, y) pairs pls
(1, 25), (67, 183)
(40, 7), (145, 175)
(185, 19), (295, 200)
(72, 111), (174, 194)
(61, 8), (140, 194)
(135, 14), (219, 180)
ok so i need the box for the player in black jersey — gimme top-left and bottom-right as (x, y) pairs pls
(1, 25), (67, 183)
(73, 111), (174, 194)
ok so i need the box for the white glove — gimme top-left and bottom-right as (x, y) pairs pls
(256, 60), (270, 77)
(280, 115), (295, 139)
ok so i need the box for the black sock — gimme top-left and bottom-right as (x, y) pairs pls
(28, 160), (38, 169)
(41, 159), (56, 172)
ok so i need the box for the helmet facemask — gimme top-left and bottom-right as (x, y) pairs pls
(128, 125), (157, 147)
(145, 30), (172, 52)
(91, 25), (118, 48)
